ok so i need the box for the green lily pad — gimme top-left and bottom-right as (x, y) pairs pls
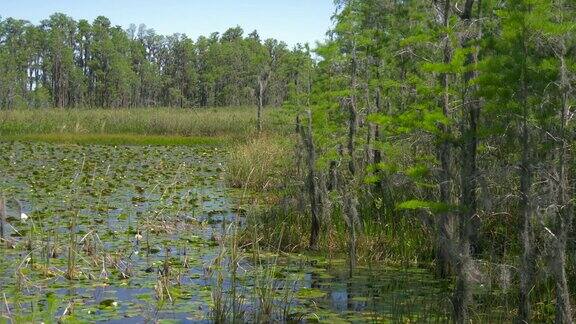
(296, 288), (327, 299)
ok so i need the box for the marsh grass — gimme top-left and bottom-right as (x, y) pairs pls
(226, 135), (293, 191)
(0, 107), (290, 145)
(0, 133), (226, 146)
(208, 207), (301, 323)
(226, 132), (434, 264)
(249, 224), (299, 323)
(240, 200), (434, 266)
(0, 107), (248, 135)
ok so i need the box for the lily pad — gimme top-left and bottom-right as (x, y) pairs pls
(296, 288), (327, 299)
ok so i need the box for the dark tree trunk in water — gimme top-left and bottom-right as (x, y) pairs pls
(553, 237), (573, 324)
(343, 72), (359, 273)
(518, 33), (535, 324)
(453, 242), (472, 323)
(334, 34), (361, 273)
(453, 1), (478, 322)
(0, 195), (5, 241)
(518, 101), (535, 324)
(299, 110), (323, 250)
(343, 188), (358, 278)
(436, 0), (455, 280)
(552, 55), (574, 324)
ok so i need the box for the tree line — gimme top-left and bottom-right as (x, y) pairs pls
(289, 0), (575, 322)
(0, 14), (314, 109)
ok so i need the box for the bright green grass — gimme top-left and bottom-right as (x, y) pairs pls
(0, 133), (227, 146)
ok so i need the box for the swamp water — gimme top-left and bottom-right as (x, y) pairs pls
(0, 142), (463, 323)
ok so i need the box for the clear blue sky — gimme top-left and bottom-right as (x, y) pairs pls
(2, 0), (335, 47)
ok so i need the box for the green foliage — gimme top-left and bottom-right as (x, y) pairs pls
(300, 3), (575, 321)
(396, 200), (453, 213)
(0, 15), (314, 109)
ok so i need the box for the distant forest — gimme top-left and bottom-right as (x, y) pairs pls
(0, 14), (314, 109)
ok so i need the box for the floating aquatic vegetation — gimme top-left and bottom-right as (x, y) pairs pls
(0, 141), (499, 323)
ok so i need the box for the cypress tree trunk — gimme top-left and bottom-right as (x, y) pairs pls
(436, 0), (455, 279)
(344, 46), (359, 271)
(0, 195), (5, 241)
(453, 241), (472, 323)
(453, 1), (478, 321)
(518, 31), (535, 324)
(257, 71), (270, 133)
(348, 38), (358, 176)
(373, 88), (382, 166)
(553, 54), (573, 324)
(299, 110), (323, 250)
(257, 78), (264, 133)
(295, 115), (307, 215)
(342, 187), (358, 278)
(552, 236), (573, 324)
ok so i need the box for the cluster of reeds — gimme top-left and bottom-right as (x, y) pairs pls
(226, 135), (292, 191)
(0, 106), (290, 141)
